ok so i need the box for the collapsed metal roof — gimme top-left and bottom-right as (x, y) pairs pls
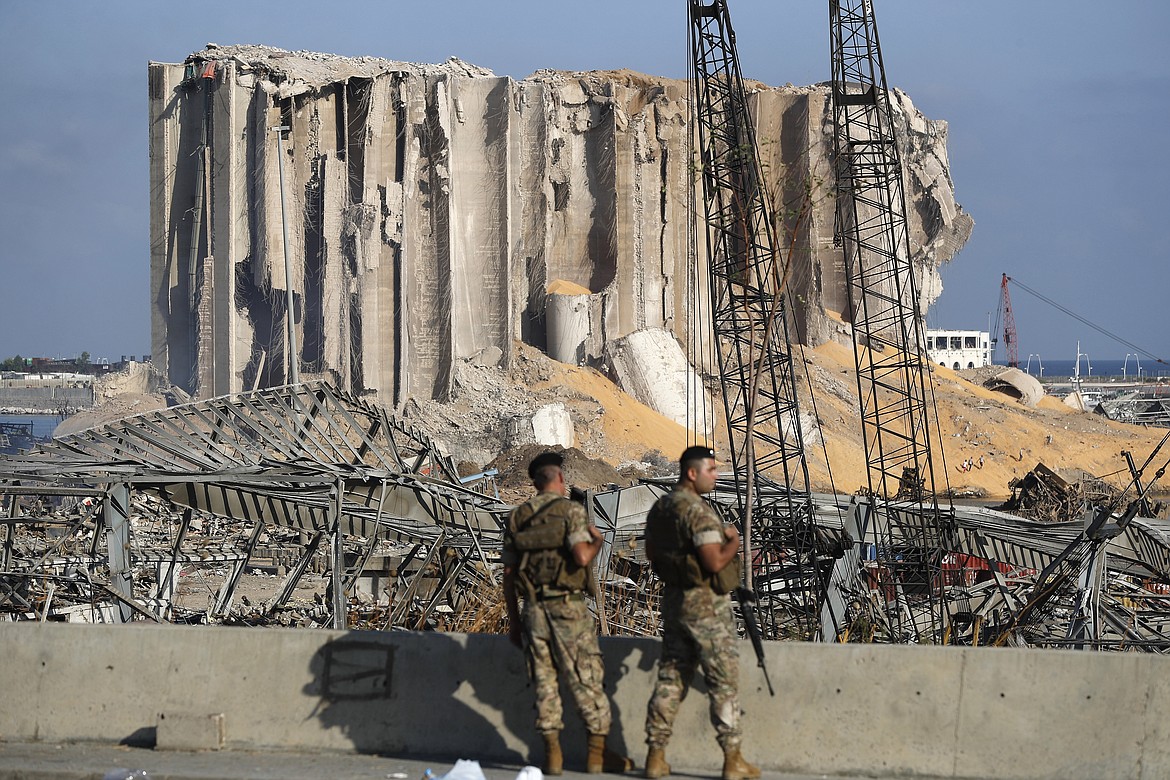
(3, 381), (1170, 651)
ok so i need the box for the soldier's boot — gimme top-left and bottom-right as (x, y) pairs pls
(586, 733), (633, 774)
(721, 747), (760, 780)
(643, 746), (671, 779)
(543, 731), (564, 776)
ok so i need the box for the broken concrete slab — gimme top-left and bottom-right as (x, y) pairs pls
(983, 367), (1044, 407)
(606, 328), (711, 431)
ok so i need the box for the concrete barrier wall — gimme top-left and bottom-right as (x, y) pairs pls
(1, 623), (1167, 779)
(0, 385), (93, 411)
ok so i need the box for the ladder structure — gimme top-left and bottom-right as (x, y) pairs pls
(688, 0), (839, 640)
(829, 0), (956, 641)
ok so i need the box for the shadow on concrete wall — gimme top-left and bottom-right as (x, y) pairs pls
(300, 630), (660, 767)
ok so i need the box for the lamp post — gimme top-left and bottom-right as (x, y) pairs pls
(1075, 343), (1091, 381)
(1026, 353), (1044, 377)
(1124, 353), (1134, 379)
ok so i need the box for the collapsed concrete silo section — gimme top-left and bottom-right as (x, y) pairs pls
(606, 328), (713, 434)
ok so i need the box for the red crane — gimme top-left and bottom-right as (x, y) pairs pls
(998, 273), (1019, 367)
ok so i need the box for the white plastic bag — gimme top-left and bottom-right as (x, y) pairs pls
(515, 766), (543, 780)
(440, 759), (487, 780)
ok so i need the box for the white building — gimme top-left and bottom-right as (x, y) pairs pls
(925, 329), (992, 370)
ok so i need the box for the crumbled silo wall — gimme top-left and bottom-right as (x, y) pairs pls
(149, 46), (971, 406)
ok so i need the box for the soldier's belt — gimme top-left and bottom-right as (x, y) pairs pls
(535, 590), (584, 602)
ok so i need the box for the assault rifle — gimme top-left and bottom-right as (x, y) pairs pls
(734, 587), (774, 696)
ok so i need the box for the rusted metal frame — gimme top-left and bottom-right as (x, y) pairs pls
(189, 395), (271, 458)
(305, 385), (371, 463)
(85, 576), (165, 623)
(1, 489), (17, 571)
(319, 398), (398, 471)
(261, 386), (334, 458)
(196, 397), (295, 461)
(246, 392), (316, 460)
(153, 508), (193, 608)
(584, 488), (610, 635)
(453, 493), (496, 587)
(177, 400), (275, 463)
(279, 387), (349, 464)
(342, 480), (387, 595)
(330, 477), (346, 630)
(413, 546), (472, 630)
(389, 530), (447, 626)
(212, 504), (267, 617)
(103, 483), (134, 623)
(0, 485), (105, 497)
(57, 428), (163, 469)
(129, 414), (236, 471)
(267, 530), (325, 615)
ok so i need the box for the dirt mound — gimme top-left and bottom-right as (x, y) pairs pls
(488, 444), (624, 491)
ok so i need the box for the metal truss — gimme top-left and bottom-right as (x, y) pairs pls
(688, 0), (830, 640)
(829, 0), (956, 641)
(0, 382), (512, 630)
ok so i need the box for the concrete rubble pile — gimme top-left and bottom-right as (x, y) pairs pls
(149, 45), (972, 412)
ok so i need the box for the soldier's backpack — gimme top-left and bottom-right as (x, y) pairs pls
(646, 493), (741, 595)
(511, 496), (588, 598)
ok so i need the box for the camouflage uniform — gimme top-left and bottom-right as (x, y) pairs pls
(644, 488), (742, 750)
(504, 491), (611, 736)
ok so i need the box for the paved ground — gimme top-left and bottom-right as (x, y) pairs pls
(0, 742), (926, 780)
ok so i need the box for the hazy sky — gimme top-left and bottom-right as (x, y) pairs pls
(1, 1), (1167, 369)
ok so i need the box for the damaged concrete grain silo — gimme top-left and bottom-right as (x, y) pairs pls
(149, 45), (972, 407)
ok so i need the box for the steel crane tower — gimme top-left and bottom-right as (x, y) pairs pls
(997, 273), (1020, 368)
(688, 0), (840, 640)
(829, 0), (956, 641)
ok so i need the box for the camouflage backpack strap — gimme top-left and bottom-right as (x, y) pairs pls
(513, 496), (584, 598)
(512, 496), (569, 551)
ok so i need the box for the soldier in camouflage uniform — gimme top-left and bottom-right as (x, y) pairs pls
(642, 446), (760, 780)
(503, 451), (632, 776)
